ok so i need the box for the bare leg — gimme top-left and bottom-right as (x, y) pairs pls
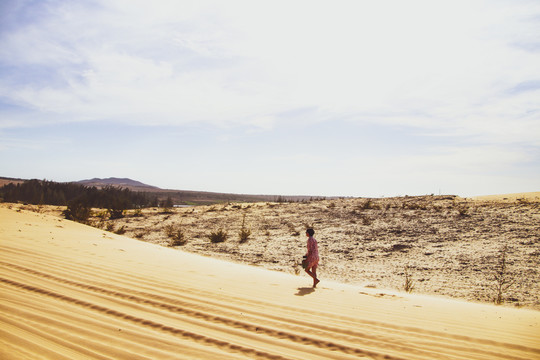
(305, 266), (320, 287)
(312, 265), (320, 287)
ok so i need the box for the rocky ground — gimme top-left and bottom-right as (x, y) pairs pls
(7, 195), (540, 309)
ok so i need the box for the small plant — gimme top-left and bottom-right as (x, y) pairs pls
(96, 210), (109, 221)
(165, 224), (187, 246)
(209, 228), (228, 243)
(134, 229), (148, 239)
(160, 207), (173, 214)
(361, 215), (372, 226)
(115, 225), (127, 235)
(360, 199), (379, 210)
(105, 222), (115, 232)
(132, 208), (143, 217)
(108, 208), (124, 219)
(238, 214), (251, 243)
(493, 245), (514, 305)
(403, 265), (415, 293)
(457, 206), (469, 217)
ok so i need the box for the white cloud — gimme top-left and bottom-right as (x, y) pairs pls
(0, 0), (539, 196)
(1, 1), (538, 132)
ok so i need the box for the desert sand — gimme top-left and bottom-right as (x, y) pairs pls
(1, 206), (539, 359)
(471, 192), (540, 202)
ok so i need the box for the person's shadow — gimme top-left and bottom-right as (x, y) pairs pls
(295, 287), (315, 296)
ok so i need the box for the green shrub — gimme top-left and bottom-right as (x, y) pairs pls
(108, 208), (124, 219)
(165, 224), (187, 246)
(209, 228), (227, 243)
(403, 265), (415, 293)
(238, 214), (251, 243)
(62, 201), (91, 223)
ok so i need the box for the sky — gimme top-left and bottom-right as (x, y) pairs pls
(1, 0), (539, 197)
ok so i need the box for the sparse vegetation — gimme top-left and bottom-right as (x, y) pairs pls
(165, 224), (187, 246)
(105, 222), (115, 232)
(493, 245), (514, 305)
(238, 214), (251, 243)
(108, 208), (124, 219)
(403, 265), (415, 293)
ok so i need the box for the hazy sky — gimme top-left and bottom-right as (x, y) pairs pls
(1, 0), (539, 197)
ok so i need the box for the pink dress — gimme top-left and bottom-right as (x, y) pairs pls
(306, 236), (319, 268)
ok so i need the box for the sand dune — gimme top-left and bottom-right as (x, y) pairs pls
(470, 191), (540, 202)
(1, 207), (539, 359)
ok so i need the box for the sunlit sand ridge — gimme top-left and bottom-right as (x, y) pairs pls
(1, 207), (539, 359)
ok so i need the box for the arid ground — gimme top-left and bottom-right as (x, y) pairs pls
(7, 192), (539, 310)
(1, 202), (539, 359)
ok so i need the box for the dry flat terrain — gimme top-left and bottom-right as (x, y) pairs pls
(8, 193), (539, 309)
(1, 206), (539, 359)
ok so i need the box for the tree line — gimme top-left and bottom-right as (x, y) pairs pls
(0, 179), (158, 210)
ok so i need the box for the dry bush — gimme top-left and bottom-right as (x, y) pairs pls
(134, 229), (149, 239)
(238, 214), (252, 243)
(114, 225), (127, 235)
(493, 245), (515, 305)
(403, 265), (415, 293)
(165, 224), (187, 246)
(132, 208), (143, 217)
(209, 228), (228, 243)
(108, 208), (124, 219)
(359, 199), (379, 210)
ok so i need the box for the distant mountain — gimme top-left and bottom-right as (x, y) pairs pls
(75, 178), (320, 204)
(76, 177), (160, 190)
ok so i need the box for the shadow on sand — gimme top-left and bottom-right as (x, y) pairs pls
(295, 287), (315, 296)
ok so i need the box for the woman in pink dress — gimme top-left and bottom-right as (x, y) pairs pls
(305, 228), (320, 287)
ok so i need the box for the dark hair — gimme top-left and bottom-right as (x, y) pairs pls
(306, 228), (315, 236)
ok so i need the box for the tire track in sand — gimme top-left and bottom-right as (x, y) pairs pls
(0, 267), (406, 360)
(0, 277), (292, 360)
(2, 261), (536, 360)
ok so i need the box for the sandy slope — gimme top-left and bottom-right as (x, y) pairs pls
(1, 208), (539, 360)
(470, 192), (540, 202)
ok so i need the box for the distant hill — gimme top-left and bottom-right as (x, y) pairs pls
(0, 177), (26, 187)
(74, 177), (327, 205)
(76, 177), (159, 191)
(75, 177), (324, 205)
(1, 176), (326, 205)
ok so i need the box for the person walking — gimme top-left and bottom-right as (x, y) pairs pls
(304, 228), (320, 287)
